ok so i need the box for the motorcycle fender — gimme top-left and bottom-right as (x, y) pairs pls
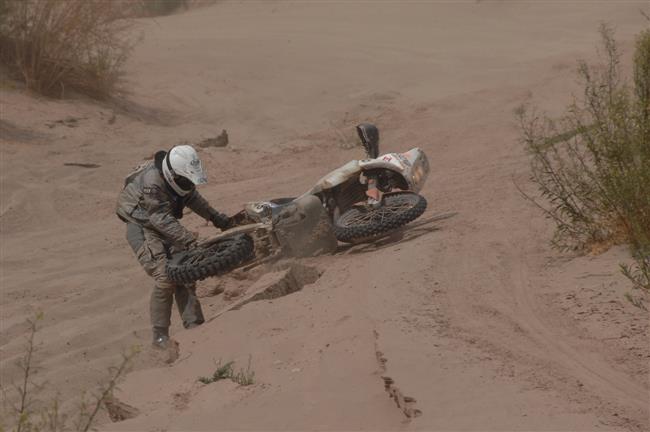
(358, 153), (412, 189)
(306, 160), (361, 195)
(359, 149), (429, 193)
(358, 157), (407, 173)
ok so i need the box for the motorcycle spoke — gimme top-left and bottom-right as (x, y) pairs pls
(338, 196), (418, 228)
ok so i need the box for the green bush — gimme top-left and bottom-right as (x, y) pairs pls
(198, 356), (255, 386)
(517, 24), (650, 291)
(138, 0), (187, 17)
(0, 0), (137, 99)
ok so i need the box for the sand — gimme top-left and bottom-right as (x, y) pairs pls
(1, 1), (648, 431)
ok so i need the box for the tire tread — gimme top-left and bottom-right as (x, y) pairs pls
(166, 234), (255, 283)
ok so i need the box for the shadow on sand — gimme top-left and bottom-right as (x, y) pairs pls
(336, 211), (457, 255)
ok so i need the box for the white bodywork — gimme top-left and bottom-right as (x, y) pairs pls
(305, 147), (429, 196)
(242, 147), (429, 225)
(209, 148), (430, 263)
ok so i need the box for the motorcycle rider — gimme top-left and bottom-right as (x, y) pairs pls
(116, 145), (231, 349)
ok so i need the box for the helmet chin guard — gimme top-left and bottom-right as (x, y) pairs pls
(162, 160), (190, 196)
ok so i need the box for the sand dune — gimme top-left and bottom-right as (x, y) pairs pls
(1, 1), (648, 431)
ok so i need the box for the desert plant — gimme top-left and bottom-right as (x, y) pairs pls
(624, 291), (648, 310)
(232, 355), (255, 386)
(0, 0), (10, 25)
(1, 313), (139, 432)
(517, 24), (650, 291)
(73, 349), (138, 432)
(138, 0), (187, 16)
(8, 313), (44, 432)
(198, 356), (255, 386)
(198, 360), (235, 385)
(0, 0), (137, 99)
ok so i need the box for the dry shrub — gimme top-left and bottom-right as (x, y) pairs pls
(2, 314), (139, 432)
(130, 0), (221, 17)
(517, 24), (650, 291)
(0, 0), (137, 99)
(137, 0), (188, 17)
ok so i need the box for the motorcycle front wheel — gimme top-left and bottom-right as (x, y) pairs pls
(333, 191), (427, 244)
(166, 234), (255, 283)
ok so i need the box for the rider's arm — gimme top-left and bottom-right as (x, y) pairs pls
(184, 189), (214, 220)
(185, 190), (230, 230)
(142, 184), (197, 247)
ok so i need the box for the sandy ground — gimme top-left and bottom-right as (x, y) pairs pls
(1, 1), (649, 431)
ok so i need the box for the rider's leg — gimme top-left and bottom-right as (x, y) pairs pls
(174, 283), (205, 329)
(127, 224), (175, 347)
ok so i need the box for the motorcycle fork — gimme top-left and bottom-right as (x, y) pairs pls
(365, 176), (382, 208)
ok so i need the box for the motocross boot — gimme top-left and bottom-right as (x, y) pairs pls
(152, 327), (170, 350)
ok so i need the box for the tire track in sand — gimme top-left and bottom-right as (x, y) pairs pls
(510, 245), (649, 421)
(373, 329), (422, 420)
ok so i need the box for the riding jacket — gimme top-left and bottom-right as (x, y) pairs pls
(116, 151), (221, 247)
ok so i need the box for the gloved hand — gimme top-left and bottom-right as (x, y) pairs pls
(183, 230), (200, 251)
(210, 212), (232, 230)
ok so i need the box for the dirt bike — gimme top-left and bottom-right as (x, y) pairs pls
(166, 123), (430, 283)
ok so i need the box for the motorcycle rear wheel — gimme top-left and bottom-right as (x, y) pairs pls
(333, 191), (427, 244)
(166, 234), (255, 283)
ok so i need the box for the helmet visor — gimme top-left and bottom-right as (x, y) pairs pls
(174, 175), (195, 192)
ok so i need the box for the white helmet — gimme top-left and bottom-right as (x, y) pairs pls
(162, 145), (207, 196)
